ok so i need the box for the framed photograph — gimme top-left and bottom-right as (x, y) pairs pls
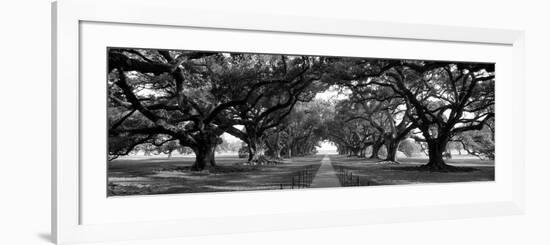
(52, 0), (525, 244)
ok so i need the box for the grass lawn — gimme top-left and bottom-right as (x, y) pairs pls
(330, 154), (495, 186)
(108, 154), (323, 196)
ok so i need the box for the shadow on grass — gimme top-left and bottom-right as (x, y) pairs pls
(108, 155), (325, 196)
(383, 165), (479, 173)
(170, 165), (262, 174)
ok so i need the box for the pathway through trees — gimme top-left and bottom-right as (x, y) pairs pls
(310, 155), (341, 188)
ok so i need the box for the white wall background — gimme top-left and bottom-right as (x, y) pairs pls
(0, 0), (548, 244)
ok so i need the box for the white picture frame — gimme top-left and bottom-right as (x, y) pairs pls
(52, 0), (525, 244)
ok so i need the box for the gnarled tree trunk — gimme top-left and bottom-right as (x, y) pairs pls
(189, 133), (218, 171)
(248, 144), (266, 162)
(266, 142), (282, 160)
(191, 143), (217, 171)
(247, 136), (271, 165)
(370, 141), (382, 159)
(359, 147), (367, 158)
(270, 133), (282, 159)
(422, 136), (454, 171)
(384, 140), (400, 162)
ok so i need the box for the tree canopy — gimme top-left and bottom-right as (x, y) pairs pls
(108, 48), (495, 171)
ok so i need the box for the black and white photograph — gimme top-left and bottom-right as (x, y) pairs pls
(9, 0), (550, 244)
(107, 48), (495, 196)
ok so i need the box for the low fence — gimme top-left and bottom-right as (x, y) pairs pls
(279, 166), (316, 189)
(198, 166), (317, 191)
(336, 167), (371, 187)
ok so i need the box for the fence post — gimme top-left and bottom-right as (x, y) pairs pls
(306, 169), (308, 186)
(304, 170), (307, 187)
(306, 168), (309, 185)
(345, 171), (348, 186)
(309, 168), (312, 185)
(303, 171), (306, 188)
(300, 171), (304, 188)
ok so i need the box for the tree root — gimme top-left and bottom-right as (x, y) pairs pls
(417, 162), (477, 172)
(376, 160), (400, 165)
(242, 155), (283, 166)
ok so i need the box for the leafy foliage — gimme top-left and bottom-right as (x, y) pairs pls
(107, 48), (495, 171)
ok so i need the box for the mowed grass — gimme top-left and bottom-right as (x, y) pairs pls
(330, 154), (494, 186)
(108, 154), (323, 196)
